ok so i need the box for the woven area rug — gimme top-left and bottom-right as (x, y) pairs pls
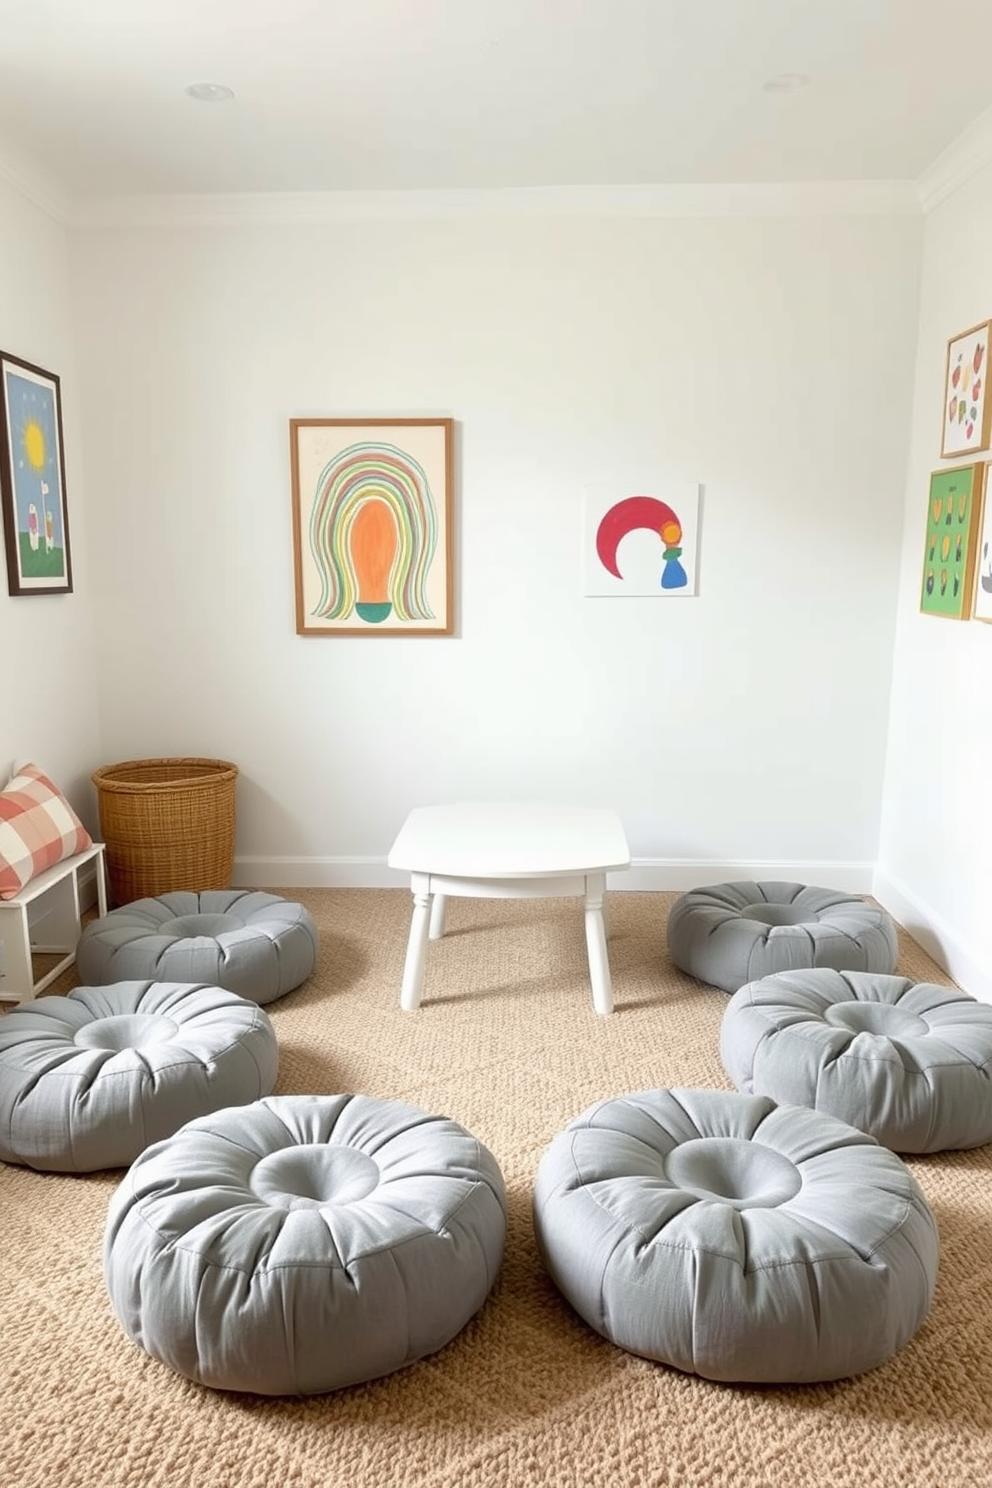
(2, 889), (990, 1488)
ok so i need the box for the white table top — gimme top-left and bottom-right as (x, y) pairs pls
(387, 804), (631, 879)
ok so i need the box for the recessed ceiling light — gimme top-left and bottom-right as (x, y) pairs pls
(184, 82), (235, 103)
(762, 72), (810, 94)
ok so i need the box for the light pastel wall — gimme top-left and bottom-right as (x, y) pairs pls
(68, 208), (921, 890)
(876, 160), (992, 1001)
(0, 178), (100, 825)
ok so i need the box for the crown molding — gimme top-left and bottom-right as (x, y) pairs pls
(918, 102), (992, 213)
(0, 143), (74, 223)
(70, 179), (922, 229)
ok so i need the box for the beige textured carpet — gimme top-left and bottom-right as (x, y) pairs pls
(3, 890), (991, 1488)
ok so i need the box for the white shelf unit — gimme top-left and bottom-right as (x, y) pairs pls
(0, 843), (107, 1004)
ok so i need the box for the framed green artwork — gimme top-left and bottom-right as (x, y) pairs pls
(919, 463), (983, 620)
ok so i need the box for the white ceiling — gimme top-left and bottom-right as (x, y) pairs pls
(2, 0), (992, 200)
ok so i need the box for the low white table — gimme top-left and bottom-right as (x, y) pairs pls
(387, 804), (631, 1015)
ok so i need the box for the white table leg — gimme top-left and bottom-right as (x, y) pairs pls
(400, 886), (432, 1011)
(429, 892), (447, 939)
(584, 873), (613, 1015)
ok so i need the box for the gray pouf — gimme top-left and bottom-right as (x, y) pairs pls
(77, 890), (318, 1005)
(721, 968), (992, 1153)
(0, 981), (278, 1173)
(667, 880), (898, 994)
(534, 1087), (938, 1384)
(104, 1093), (508, 1396)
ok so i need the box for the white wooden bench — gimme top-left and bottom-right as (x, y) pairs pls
(0, 843), (108, 1004)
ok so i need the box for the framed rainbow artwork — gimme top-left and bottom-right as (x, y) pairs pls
(583, 481), (701, 598)
(919, 463), (983, 621)
(290, 417), (454, 636)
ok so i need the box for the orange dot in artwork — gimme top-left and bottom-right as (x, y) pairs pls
(660, 520), (682, 545)
(350, 499), (397, 603)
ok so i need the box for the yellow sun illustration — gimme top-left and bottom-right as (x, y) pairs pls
(22, 418), (46, 471)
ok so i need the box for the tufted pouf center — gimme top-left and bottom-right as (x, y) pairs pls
(665, 1136), (801, 1210)
(74, 1013), (179, 1051)
(823, 999), (929, 1039)
(163, 913), (246, 937)
(743, 904), (811, 927)
(250, 1145), (381, 1210)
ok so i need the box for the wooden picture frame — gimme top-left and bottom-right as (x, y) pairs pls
(940, 321), (992, 459)
(0, 351), (72, 596)
(919, 463), (983, 620)
(972, 461), (992, 624)
(290, 417), (454, 636)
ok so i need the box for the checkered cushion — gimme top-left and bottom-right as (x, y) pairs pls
(0, 762), (93, 899)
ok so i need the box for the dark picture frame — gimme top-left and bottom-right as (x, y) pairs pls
(0, 350), (72, 596)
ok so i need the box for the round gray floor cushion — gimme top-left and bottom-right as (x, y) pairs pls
(721, 968), (992, 1153)
(533, 1087), (938, 1384)
(103, 1093), (508, 1396)
(0, 981), (278, 1173)
(76, 890), (318, 1005)
(666, 880), (898, 994)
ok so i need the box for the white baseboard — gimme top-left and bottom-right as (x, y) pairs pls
(872, 868), (991, 1005)
(233, 854), (878, 894)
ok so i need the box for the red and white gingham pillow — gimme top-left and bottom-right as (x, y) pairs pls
(0, 762), (93, 899)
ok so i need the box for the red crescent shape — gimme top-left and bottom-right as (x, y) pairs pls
(596, 496), (679, 579)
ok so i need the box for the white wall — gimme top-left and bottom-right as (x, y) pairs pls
(0, 178), (101, 825)
(68, 205), (922, 890)
(876, 163), (992, 1001)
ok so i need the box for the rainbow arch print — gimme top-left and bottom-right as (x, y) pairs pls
(583, 481), (701, 597)
(291, 419), (453, 635)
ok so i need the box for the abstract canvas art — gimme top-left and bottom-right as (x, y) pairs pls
(583, 481), (700, 597)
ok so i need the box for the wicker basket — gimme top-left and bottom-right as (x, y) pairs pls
(92, 757), (239, 906)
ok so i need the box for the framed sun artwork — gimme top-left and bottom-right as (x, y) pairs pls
(0, 350), (72, 596)
(940, 321), (992, 459)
